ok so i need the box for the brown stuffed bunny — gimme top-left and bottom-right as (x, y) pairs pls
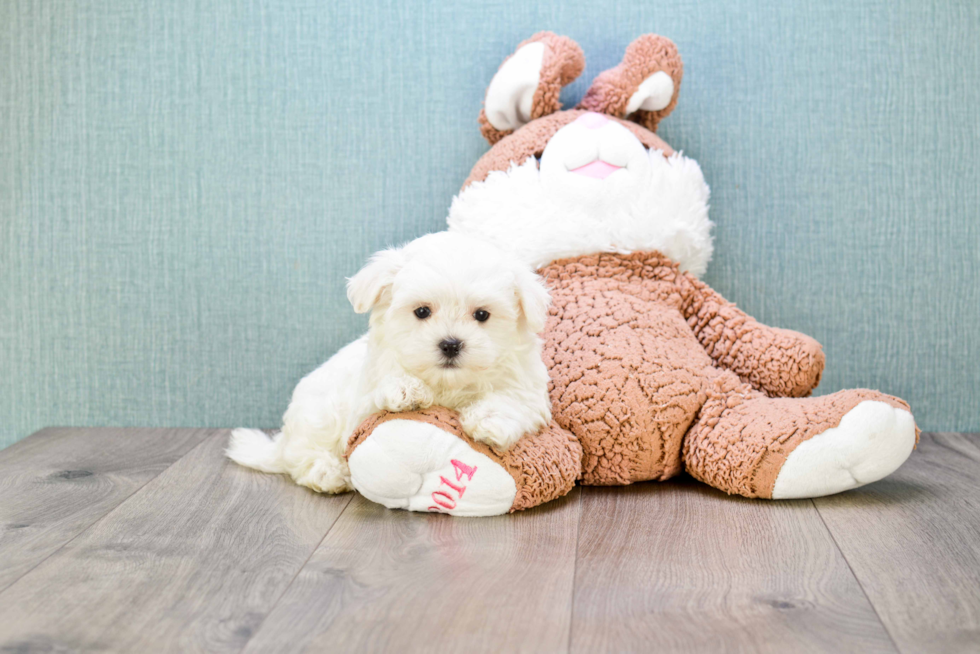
(345, 33), (918, 516)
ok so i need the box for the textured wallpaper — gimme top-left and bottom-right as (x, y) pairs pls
(2, 0), (978, 448)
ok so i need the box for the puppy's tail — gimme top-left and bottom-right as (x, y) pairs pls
(226, 428), (284, 473)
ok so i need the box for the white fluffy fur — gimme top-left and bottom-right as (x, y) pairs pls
(448, 118), (713, 276)
(227, 232), (553, 494)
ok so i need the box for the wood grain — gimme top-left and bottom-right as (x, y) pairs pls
(0, 430), (352, 654)
(241, 490), (582, 654)
(815, 432), (980, 654)
(3, 428), (979, 652)
(570, 479), (897, 654)
(0, 427), (211, 592)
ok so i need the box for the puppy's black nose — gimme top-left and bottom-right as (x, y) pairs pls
(439, 338), (463, 359)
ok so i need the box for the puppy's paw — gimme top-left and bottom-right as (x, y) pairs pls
(374, 374), (435, 413)
(294, 455), (352, 494)
(459, 398), (530, 451)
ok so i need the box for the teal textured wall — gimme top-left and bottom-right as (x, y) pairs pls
(2, 0), (978, 448)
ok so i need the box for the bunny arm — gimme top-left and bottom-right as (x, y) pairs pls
(677, 274), (825, 398)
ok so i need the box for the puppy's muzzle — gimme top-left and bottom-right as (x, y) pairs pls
(438, 337), (464, 360)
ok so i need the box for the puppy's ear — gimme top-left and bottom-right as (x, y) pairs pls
(347, 247), (406, 314)
(513, 266), (551, 334)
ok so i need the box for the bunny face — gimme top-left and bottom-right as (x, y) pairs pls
(447, 33), (713, 277)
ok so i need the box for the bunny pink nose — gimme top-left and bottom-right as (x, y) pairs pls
(575, 112), (609, 129)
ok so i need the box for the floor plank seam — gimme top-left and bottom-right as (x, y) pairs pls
(565, 488), (584, 654)
(233, 491), (356, 654)
(0, 429), (218, 598)
(811, 498), (904, 654)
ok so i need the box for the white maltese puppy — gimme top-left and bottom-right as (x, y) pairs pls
(227, 231), (552, 493)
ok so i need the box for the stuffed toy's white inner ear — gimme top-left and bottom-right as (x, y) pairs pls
(484, 42), (545, 131)
(625, 71), (675, 114)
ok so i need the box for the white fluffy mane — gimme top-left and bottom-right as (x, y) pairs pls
(447, 150), (713, 277)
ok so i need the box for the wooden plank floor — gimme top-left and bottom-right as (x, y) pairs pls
(0, 429), (978, 653)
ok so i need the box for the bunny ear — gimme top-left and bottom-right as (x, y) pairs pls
(479, 32), (585, 145)
(578, 35), (683, 133)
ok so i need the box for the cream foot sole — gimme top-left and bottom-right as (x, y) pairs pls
(347, 419), (517, 517)
(772, 400), (916, 499)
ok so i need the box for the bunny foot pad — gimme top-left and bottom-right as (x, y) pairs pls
(345, 407), (582, 517)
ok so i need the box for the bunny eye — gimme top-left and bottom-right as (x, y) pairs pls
(414, 306), (431, 320)
(473, 309), (490, 322)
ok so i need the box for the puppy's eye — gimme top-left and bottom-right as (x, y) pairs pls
(414, 306), (431, 320)
(473, 309), (490, 322)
